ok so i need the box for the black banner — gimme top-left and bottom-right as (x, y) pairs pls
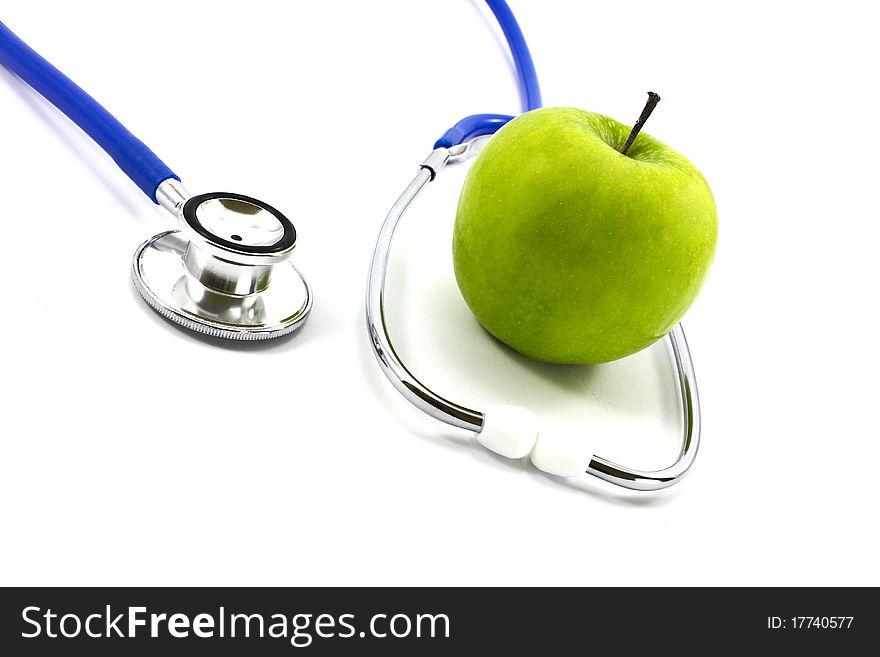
(0, 587), (875, 654)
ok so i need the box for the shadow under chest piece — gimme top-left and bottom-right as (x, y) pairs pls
(132, 180), (312, 340)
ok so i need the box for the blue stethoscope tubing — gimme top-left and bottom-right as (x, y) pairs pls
(0, 0), (537, 200)
(0, 20), (177, 203)
(435, 0), (542, 148)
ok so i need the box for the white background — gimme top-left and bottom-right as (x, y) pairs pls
(1, 0), (877, 586)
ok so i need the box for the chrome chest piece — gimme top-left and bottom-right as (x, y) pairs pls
(132, 180), (312, 340)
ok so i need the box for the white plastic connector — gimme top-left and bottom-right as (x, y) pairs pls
(477, 405), (540, 459)
(530, 429), (593, 478)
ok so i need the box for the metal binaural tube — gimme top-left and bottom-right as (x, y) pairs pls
(365, 146), (702, 491)
(585, 323), (701, 490)
(366, 149), (483, 432)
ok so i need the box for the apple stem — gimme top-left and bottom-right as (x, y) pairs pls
(620, 91), (661, 156)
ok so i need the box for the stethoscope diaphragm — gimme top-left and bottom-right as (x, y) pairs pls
(131, 182), (312, 340)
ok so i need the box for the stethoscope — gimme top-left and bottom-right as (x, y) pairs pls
(1, 1), (700, 491)
(0, 20), (311, 340)
(365, 0), (701, 491)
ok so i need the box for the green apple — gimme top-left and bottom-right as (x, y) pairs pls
(452, 105), (717, 364)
